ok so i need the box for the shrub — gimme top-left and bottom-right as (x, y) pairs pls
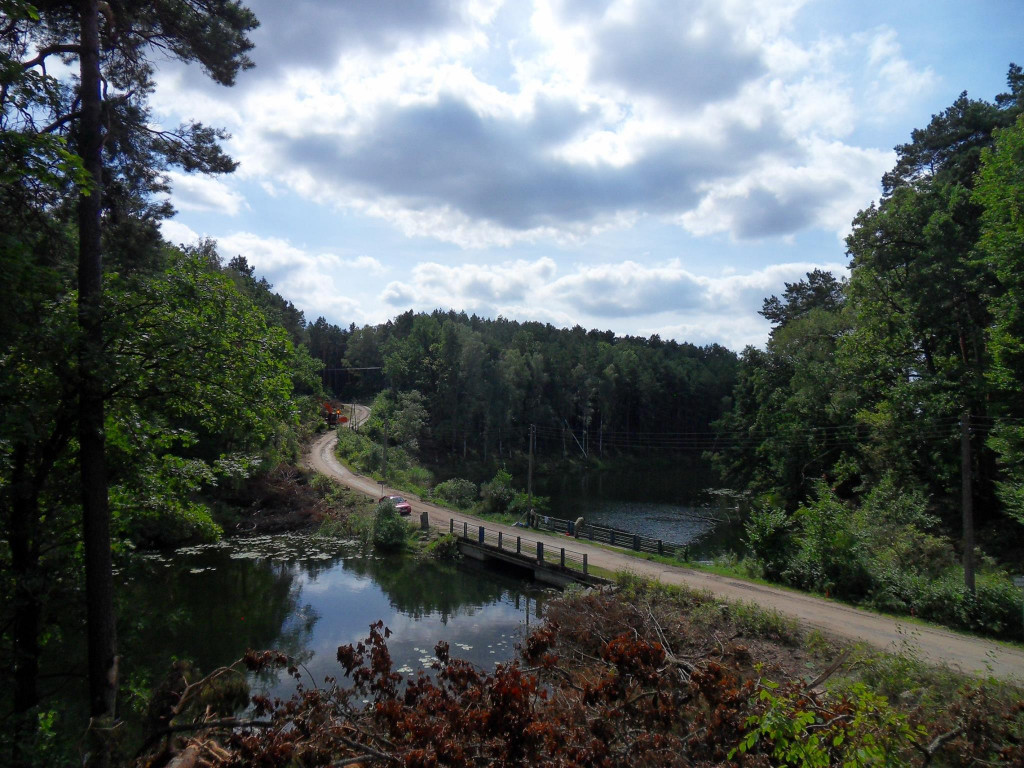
(425, 533), (461, 561)
(431, 478), (478, 509)
(372, 500), (408, 551)
(743, 504), (792, 579)
(784, 482), (871, 598)
(913, 569), (1022, 639)
(480, 469), (515, 515)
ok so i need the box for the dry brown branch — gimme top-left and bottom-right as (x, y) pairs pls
(805, 649), (851, 691)
(915, 725), (963, 766)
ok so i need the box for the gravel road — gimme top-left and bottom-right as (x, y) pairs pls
(306, 417), (1024, 683)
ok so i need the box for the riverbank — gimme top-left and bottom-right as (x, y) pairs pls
(138, 571), (1024, 767)
(311, 429), (1024, 681)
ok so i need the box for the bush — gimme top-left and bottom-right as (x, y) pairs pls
(783, 483), (871, 598)
(425, 533), (461, 561)
(372, 500), (408, 551)
(743, 504), (792, 579)
(480, 469), (516, 515)
(431, 478), (478, 509)
(914, 569), (1022, 639)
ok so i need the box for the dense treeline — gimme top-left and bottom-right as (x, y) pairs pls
(0, 2), (326, 765)
(310, 310), (738, 461)
(712, 67), (1024, 634)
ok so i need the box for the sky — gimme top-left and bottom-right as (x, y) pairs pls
(151, 0), (1024, 351)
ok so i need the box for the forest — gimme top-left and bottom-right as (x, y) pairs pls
(708, 67), (1024, 635)
(316, 309), (738, 463)
(3, 0), (1024, 765)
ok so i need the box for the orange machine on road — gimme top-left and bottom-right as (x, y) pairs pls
(322, 402), (349, 427)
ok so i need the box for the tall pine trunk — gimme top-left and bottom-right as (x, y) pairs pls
(10, 451), (41, 768)
(77, 0), (118, 748)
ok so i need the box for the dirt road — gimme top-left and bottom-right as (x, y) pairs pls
(306, 425), (1024, 682)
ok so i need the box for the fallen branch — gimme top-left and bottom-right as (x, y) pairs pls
(805, 649), (850, 691)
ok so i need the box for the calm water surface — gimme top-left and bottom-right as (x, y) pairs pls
(119, 534), (550, 699)
(535, 459), (737, 553)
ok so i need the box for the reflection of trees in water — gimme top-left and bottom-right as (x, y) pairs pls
(343, 554), (545, 622)
(118, 553), (315, 687)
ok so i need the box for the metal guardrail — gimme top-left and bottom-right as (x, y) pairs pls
(449, 518), (590, 577)
(532, 514), (693, 560)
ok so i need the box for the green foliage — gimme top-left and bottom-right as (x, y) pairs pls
(371, 500), (409, 552)
(743, 504), (792, 579)
(975, 115), (1024, 527)
(734, 678), (924, 767)
(784, 482), (871, 598)
(711, 66), (1024, 639)
(739, 478), (1023, 639)
(334, 425), (433, 496)
(340, 308), (737, 464)
(367, 390), (428, 452)
(480, 469), (516, 515)
(429, 477), (478, 509)
(424, 533), (461, 562)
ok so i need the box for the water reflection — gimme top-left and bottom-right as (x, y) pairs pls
(118, 535), (549, 700)
(536, 461), (722, 545)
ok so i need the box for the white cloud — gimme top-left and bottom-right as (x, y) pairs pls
(160, 218), (201, 245)
(679, 139), (893, 241)
(150, 0), (936, 249)
(861, 27), (937, 116)
(167, 171), (247, 216)
(216, 232), (382, 323)
(378, 256), (847, 349)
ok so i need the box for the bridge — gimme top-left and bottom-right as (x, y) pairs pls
(448, 517), (608, 588)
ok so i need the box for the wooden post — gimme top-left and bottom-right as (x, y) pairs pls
(517, 536), (521, 554)
(527, 424), (535, 513)
(478, 525), (485, 544)
(633, 534), (640, 550)
(537, 542), (544, 563)
(962, 410), (976, 593)
(560, 548), (565, 567)
(450, 518), (454, 534)
(463, 521), (468, 539)
(583, 554), (588, 575)
(498, 531), (503, 549)
(658, 540), (663, 556)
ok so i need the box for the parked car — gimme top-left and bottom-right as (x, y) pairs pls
(379, 494), (412, 516)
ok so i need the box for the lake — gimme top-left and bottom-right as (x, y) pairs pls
(534, 458), (740, 555)
(118, 534), (551, 702)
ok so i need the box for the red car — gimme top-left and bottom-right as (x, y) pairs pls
(379, 495), (413, 516)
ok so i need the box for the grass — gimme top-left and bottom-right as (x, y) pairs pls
(578, 536), (1024, 651)
(613, 569), (803, 645)
(329, 426), (1024, 649)
(333, 427), (433, 498)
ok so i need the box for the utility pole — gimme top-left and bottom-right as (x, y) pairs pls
(382, 420), (388, 481)
(962, 410), (975, 594)
(527, 424), (535, 511)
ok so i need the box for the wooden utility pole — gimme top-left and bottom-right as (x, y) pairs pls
(527, 424), (535, 511)
(962, 410), (975, 594)
(382, 421), (388, 480)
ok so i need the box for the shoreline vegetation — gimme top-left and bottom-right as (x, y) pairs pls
(332, 417), (1024, 646)
(136, 566), (1024, 767)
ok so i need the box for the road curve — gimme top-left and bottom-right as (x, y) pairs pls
(305, 425), (1024, 683)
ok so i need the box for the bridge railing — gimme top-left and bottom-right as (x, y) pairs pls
(531, 514), (693, 560)
(449, 518), (590, 577)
